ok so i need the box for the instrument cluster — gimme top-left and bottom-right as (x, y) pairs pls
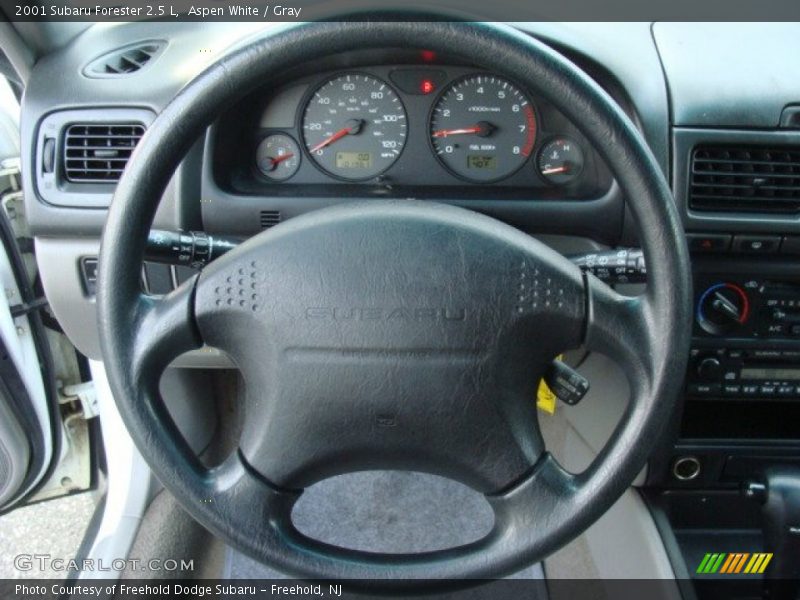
(218, 65), (610, 198)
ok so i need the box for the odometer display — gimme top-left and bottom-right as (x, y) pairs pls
(430, 75), (536, 182)
(336, 152), (372, 169)
(467, 155), (496, 170)
(302, 74), (407, 180)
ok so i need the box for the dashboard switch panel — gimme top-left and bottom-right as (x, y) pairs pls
(732, 235), (782, 254)
(686, 233), (732, 253)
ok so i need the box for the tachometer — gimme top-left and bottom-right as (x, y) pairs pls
(430, 75), (536, 182)
(302, 73), (407, 181)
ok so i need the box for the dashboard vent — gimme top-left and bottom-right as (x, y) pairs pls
(63, 124), (145, 183)
(260, 211), (282, 228)
(84, 41), (166, 78)
(690, 145), (800, 214)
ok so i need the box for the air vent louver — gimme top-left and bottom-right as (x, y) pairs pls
(260, 210), (282, 228)
(63, 123), (145, 183)
(84, 41), (166, 78)
(690, 145), (800, 214)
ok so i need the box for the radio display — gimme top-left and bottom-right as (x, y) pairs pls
(740, 367), (800, 381)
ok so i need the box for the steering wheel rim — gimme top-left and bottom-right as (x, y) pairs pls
(97, 21), (692, 587)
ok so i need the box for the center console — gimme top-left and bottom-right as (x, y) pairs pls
(642, 23), (800, 578)
(646, 248), (800, 600)
(662, 252), (800, 488)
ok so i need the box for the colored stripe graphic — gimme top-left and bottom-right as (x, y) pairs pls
(720, 553), (749, 573)
(696, 553), (714, 573)
(755, 553), (773, 574)
(744, 553), (773, 574)
(698, 553), (773, 574)
(734, 553), (750, 573)
(697, 553), (726, 574)
(719, 554), (735, 573)
(711, 554), (726, 573)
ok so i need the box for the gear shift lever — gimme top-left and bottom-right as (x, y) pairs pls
(744, 467), (800, 600)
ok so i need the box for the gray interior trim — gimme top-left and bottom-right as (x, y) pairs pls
(0, 22), (34, 85)
(547, 424), (680, 586)
(556, 352), (632, 471)
(121, 489), (226, 580)
(34, 237), (100, 358)
(34, 108), (155, 208)
(11, 23), (91, 58)
(159, 368), (217, 455)
(75, 360), (157, 582)
(653, 23), (800, 129)
(0, 387), (29, 508)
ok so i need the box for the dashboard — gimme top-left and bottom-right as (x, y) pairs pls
(212, 63), (610, 200)
(15, 23), (800, 484)
(11, 21), (800, 591)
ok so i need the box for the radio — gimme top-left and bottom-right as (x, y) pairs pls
(687, 347), (800, 399)
(695, 278), (800, 339)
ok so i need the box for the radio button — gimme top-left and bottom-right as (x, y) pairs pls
(723, 384), (742, 396)
(742, 385), (760, 396)
(777, 385), (795, 396)
(759, 385), (777, 396)
(781, 236), (800, 255)
(772, 309), (788, 321)
(728, 349), (744, 359)
(688, 383), (720, 396)
(761, 323), (787, 336)
(696, 357), (722, 381)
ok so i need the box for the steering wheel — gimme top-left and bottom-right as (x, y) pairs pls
(97, 21), (691, 586)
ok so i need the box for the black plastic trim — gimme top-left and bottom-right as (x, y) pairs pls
(674, 128), (800, 235)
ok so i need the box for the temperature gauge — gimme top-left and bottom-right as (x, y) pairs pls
(537, 137), (584, 185)
(256, 134), (301, 181)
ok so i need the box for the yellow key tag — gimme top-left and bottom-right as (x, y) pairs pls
(537, 354), (563, 415)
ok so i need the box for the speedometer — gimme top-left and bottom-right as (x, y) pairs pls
(302, 73), (407, 181)
(430, 75), (536, 182)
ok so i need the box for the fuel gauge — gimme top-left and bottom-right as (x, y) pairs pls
(537, 137), (584, 185)
(256, 134), (301, 181)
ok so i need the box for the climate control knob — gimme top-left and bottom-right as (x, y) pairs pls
(697, 282), (750, 336)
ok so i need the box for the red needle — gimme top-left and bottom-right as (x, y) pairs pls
(432, 120), (496, 138)
(308, 119), (364, 154)
(267, 153), (294, 169)
(541, 165), (569, 175)
(432, 125), (483, 138)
